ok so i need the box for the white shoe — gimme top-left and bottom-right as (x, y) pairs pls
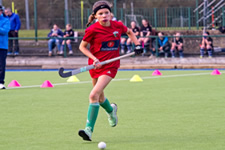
(57, 51), (63, 55)
(68, 51), (73, 55)
(107, 103), (118, 127)
(78, 127), (92, 141)
(149, 54), (155, 59)
(0, 84), (6, 89)
(126, 50), (131, 54)
(48, 51), (52, 57)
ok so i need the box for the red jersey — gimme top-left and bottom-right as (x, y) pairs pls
(83, 20), (128, 70)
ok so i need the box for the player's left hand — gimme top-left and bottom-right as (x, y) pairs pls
(93, 58), (102, 69)
(134, 45), (143, 55)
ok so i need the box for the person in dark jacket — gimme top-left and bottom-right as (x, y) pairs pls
(4, 8), (21, 56)
(171, 32), (184, 58)
(218, 26), (225, 34)
(200, 31), (213, 58)
(59, 24), (74, 55)
(126, 21), (140, 54)
(47, 24), (64, 56)
(138, 19), (152, 55)
(0, 5), (10, 89)
(152, 32), (171, 58)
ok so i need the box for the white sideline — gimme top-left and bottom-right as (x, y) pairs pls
(6, 71), (224, 90)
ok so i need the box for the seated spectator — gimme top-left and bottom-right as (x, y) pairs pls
(152, 32), (171, 58)
(60, 24), (74, 55)
(218, 26), (225, 34)
(138, 19), (152, 55)
(126, 21), (140, 54)
(200, 31), (213, 58)
(120, 33), (127, 54)
(110, 13), (117, 21)
(118, 20), (127, 54)
(47, 24), (63, 56)
(171, 32), (184, 58)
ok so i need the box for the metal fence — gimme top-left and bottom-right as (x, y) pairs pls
(55, 7), (225, 30)
(2, 0), (225, 30)
(18, 6), (225, 30)
(8, 35), (225, 58)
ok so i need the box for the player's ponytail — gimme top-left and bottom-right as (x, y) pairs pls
(86, 13), (95, 27)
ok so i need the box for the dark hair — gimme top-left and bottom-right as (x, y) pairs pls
(158, 32), (164, 35)
(205, 31), (210, 35)
(93, 4), (111, 14)
(130, 21), (137, 28)
(0, 5), (3, 11)
(142, 19), (150, 27)
(86, 0), (112, 27)
(67, 24), (72, 28)
(5, 7), (11, 12)
(130, 20), (137, 24)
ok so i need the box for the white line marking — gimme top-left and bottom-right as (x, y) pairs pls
(6, 72), (223, 90)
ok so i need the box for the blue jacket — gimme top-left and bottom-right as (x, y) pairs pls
(158, 37), (169, 47)
(0, 14), (10, 50)
(48, 29), (64, 38)
(8, 13), (21, 31)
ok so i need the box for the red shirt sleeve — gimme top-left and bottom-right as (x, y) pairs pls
(83, 27), (94, 43)
(117, 21), (128, 35)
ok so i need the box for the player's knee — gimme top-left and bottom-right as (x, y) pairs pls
(48, 40), (53, 44)
(56, 40), (60, 44)
(201, 45), (205, 49)
(126, 39), (131, 45)
(144, 39), (149, 43)
(178, 46), (183, 50)
(89, 91), (100, 102)
(66, 40), (70, 45)
(172, 43), (176, 47)
(207, 45), (211, 49)
(121, 38), (126, 44)
(171, 46), (176, 50)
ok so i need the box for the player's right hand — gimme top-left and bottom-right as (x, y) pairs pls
(93, 58), (102, 69)
(134, 45), (143, 55)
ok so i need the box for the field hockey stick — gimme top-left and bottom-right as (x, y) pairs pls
(58, 52), (135, 78)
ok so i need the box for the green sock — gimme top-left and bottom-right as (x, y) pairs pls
(85, 103), (100, 132)
(100, 98), (113, 114)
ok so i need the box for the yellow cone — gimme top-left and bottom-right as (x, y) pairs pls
(67, 76), (80, 82)
(130, 75), (143, 82)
